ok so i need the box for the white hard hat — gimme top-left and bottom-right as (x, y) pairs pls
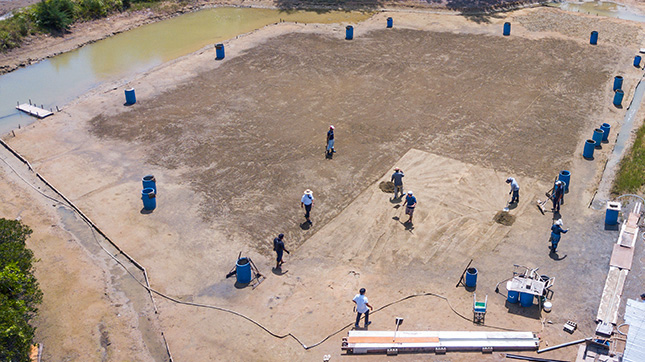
(555, 219), (563, 226)
(330, 125), (335, 129)
(407, 190), (413, 195)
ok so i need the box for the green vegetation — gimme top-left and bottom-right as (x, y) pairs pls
(0, 0), (166, 51)
(0, 219), (42, 362)
(613, 121), (645, 195)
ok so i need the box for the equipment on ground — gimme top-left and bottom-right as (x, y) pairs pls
(456, 259), (474, 288)
(473, 293), (488, 323)
(225, 252), (265, 289)
(563, 320), (577, 334)
(342, 330), (539, 355)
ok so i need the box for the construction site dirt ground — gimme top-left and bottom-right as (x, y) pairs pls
(2, 7), (645, 362)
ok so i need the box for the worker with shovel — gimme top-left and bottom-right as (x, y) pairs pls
(391, 167), (405, 199)
(506, 177), (520, 204)
(549, 219), (569, 253)
(552, 180), (565, 213)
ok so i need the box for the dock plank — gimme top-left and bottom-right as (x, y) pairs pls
(16, 104), (53, 119)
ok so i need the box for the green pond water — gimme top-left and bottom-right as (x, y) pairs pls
(0, 7), (372, 133)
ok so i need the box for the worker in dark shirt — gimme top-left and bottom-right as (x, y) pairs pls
(273, 233), (290, 269)
(326, 125), (335, 157)
(552, 180), (565, 212)
(549, 219), (568, 253)
(391, 168), (405, 199)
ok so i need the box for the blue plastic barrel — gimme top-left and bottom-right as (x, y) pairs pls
(503, 22), (511, 36)
(141, 188), (156, 210)
(387, 17), (393, 28)
(605, 202), (621, 225)
(215, 43), (225, 60)
(465, 267), (478, 287)
(125, 88), (136, 105)
(583, 139), (596, 159)
(142, 175), (156, 192)
(558, 170), (571, 193)
(600, 123), (611, 143)
(590, 31), (598, 45)
(519, 292), (534, 307)
(507, 290), (519, 304)
(614, 89), (624, 106)
(236, 257), (252, 284)
(613, 76), (623, 91)
(593, 128), (604, 149)
(346, 25), (354, 40)
(634, 55), (642, 67)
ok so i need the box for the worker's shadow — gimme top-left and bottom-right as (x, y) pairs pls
(506, 202), (518, 211)
(549, 250), (567, 261)
(300, 221), (312, 230)
(390, 196), (403, 204)
(272, 267), (288, 276)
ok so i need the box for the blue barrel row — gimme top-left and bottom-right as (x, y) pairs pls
(141, 175), (156, 211)
(583, 123), (611, 159)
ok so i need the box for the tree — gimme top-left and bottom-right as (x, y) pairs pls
(0, 219), (42, 362)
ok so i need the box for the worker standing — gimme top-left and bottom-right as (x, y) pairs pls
(326, 125), (335, 157)
(549, 219), (569, 253)
(506, 177), (520, 204)
(402, 190), (417, 224)
(352, 288), (373, 329)
(391, 167), (405, 199)
(301, 189), (315, 225)
(273, 233), (290, 269)
(552, 180), (565, 213)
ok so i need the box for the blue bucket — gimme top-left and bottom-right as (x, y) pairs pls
(387, 17), (393, 28)
(215, 43), (225, 60)
(465, 267), (478, 287)
(503, 22), (511, 36)
(614, 89), (624, 107)
(142, 175), (156, 192)
(519, 292), (534, 307)
(590, 31), (598, 45)
(558, 170), (571, 193)
(141, 188), (156, 210)
(583, 140), (595, 159)
(605, 202), (620, 225)
(613, 76), (623, 91)
(600, 123), (611, 143)
(346, 25), (354, 40)
(236, 257), (252, 284)
(593, 128), (604, 149)
(125, 88), (136, 105)
(634, 55), (642, 68)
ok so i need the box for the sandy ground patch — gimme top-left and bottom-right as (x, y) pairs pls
(2, 8), (644, 361)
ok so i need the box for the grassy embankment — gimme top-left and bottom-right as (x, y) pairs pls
(613, 121), (645, 195)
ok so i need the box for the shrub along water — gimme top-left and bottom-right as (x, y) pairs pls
(0, 218), (42, 361)
(0, 0), (162, 51)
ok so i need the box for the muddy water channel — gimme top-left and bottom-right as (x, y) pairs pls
(556, 1), (645, 22)
(0, 7), (371, 133)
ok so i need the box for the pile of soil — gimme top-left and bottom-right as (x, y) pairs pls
(379, 181), (395, 193)
(494, 211), (516, 226)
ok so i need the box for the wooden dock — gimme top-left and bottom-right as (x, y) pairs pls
(16, 104), (53, 119)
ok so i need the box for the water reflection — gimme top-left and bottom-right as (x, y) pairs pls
(557, 1), (645, 22)
(0, 7), (372, 134)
